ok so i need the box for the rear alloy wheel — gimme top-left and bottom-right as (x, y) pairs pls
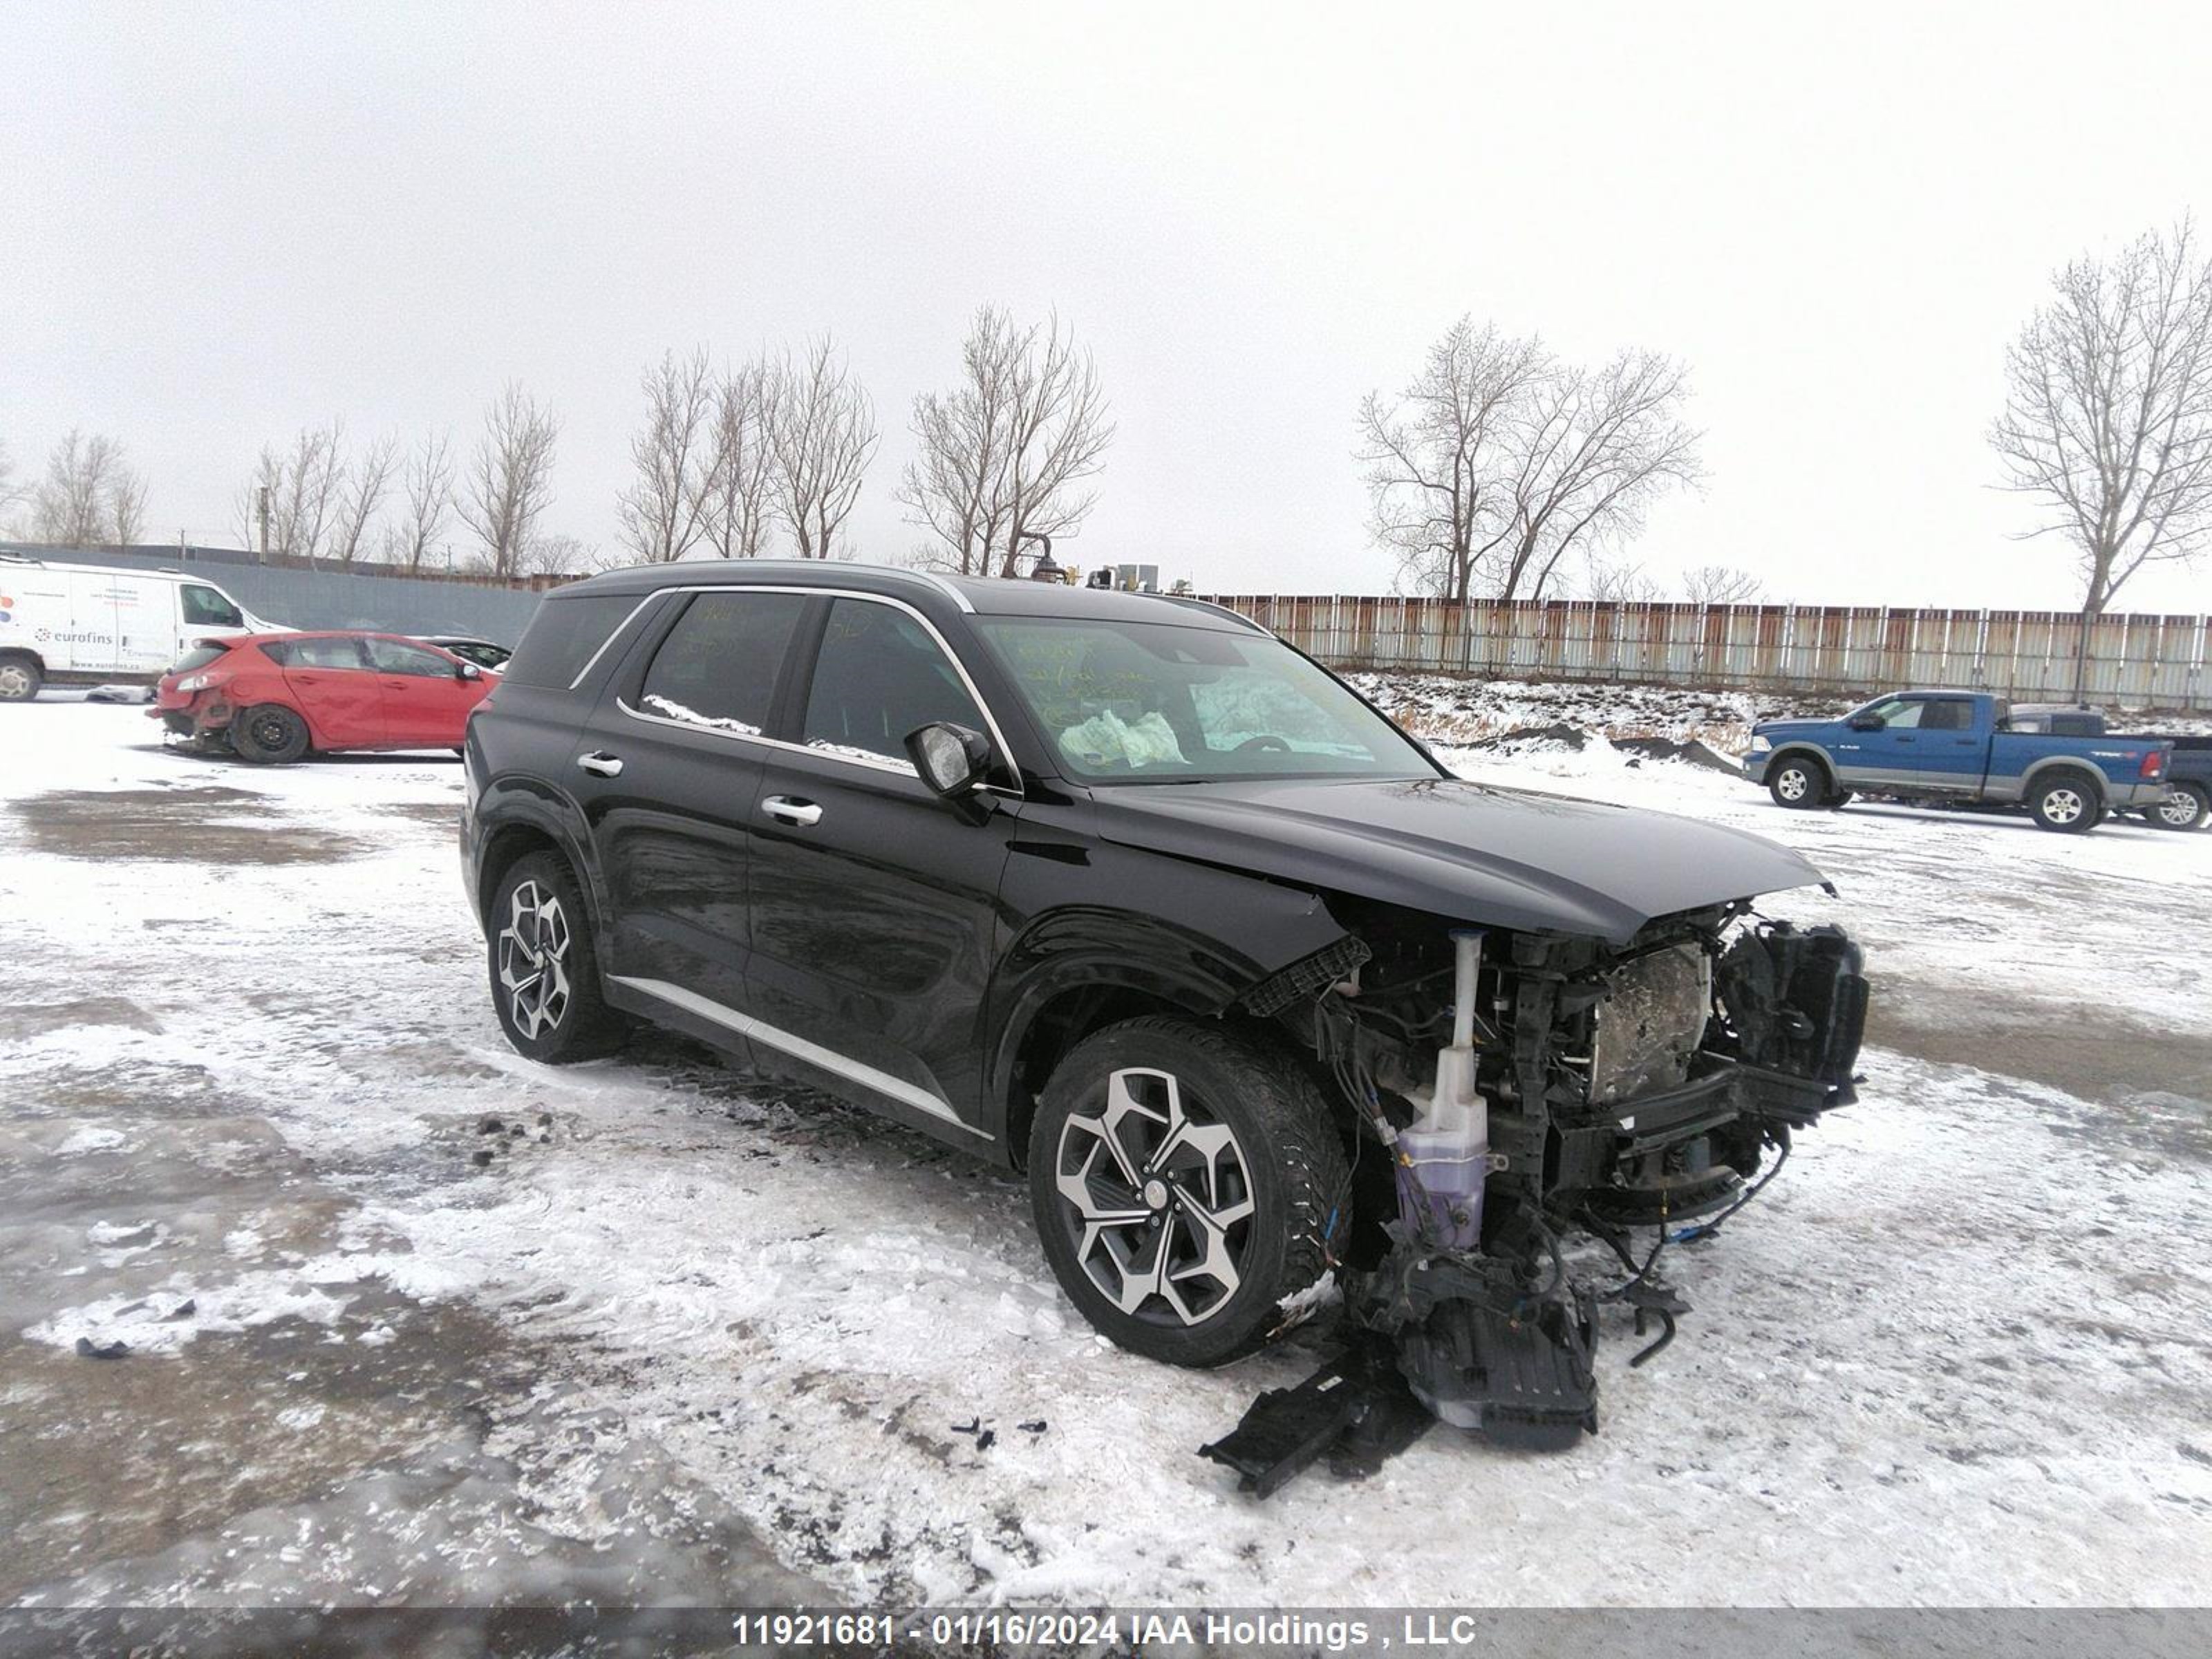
(2148, 781), (2209, 832)
(229, 704), (310, 764)
(1768, 756), (1826, 809)
(0, 655), (43, 702)
(488, 852), (626, 1062)
(1029, 1017), (1349, 1368)
(2030, 769), (2101, 834)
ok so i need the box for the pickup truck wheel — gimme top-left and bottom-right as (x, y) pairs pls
(1029, 1017), (1351, 1369)
(1768, 757), (1826, 809)
(0, 654), (43, 702)
(229, 704), (310, 764)
(2030, 769), (2101, 833)
(2148, 780), (2209, 831)
(487, 852), (627, 1062)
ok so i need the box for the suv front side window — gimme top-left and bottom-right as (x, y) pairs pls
(800, 599), (985, 768)
(637, 590), (807, 735)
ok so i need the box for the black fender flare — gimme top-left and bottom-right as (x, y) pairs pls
(980, 896), (1349, 1147)
(471, 781), (601, 937)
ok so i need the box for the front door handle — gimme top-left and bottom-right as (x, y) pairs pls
(762, 795), (823, 827)
(577, 751), (624, 778)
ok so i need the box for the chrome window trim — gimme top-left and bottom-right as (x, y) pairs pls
(615, 583), (1024, 797)
(904, 570), (976, 613)
(565, 592), (666, 691)
(608, 974), (991, 1141)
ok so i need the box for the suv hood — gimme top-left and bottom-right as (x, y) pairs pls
(1089, 776), (1828, 944)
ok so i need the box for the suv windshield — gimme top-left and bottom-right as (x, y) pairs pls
(975, 616), (1435, 782)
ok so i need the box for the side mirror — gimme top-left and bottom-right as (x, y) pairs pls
(458, 661), (484, 682)
(1846, 712), (1885, 731)
(905, 721), (993, 798)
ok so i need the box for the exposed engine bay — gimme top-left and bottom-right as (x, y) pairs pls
(1201, 903), (1868, 1496)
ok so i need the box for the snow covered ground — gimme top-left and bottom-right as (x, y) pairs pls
(3, 688), (2209, 1610)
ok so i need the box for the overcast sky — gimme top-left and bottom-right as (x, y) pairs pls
(6, 1), (2211, 613)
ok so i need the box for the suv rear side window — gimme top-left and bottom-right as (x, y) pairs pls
(801, 599), (984, 765)
(638, 591), (807, 735)
(503, 594), (640, 688)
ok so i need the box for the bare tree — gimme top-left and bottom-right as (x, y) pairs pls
(1580, 550), (1665, 603)
(695, 360), (777, 560)
(1991, 218), (2212, 615)
(234, 423), (344, 561)
(1682, 563), (1763, 605)
(617, 347), (716, 562)
(458, 384), (561, 578)
(898, 308), (1113, 577)
(1493, 350), (1703, 601)
(386, 432), (456, 572)
(329, 434), (398, 568)
(108, 467), (149, 545)
(765, 337), (877, 559)
(32, 429), (135, 546)
(0, 439), (27, 529)
(1357, 319), (1546, 603)
(524, 532), (596, 577)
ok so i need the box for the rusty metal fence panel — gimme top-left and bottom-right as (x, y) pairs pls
(1200, 594), (2212, 711)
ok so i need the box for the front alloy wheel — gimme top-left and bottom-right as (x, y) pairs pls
(1769, 758), (1824, 809)
(1028, 1016), (1351, 1368)
(1054, 1067), (1257, 1328)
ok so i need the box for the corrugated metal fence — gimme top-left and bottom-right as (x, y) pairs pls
(3, 545), (548, 642)
(1199, 595), (2212, 711)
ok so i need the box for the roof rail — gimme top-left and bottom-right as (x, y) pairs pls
(1159, 594), (1269, 635)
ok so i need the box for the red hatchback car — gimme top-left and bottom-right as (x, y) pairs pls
(150, 630), (493, 762)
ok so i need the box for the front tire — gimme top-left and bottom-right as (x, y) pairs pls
(2030, 769), (2102, 833)
(1028, 1016), (1351, 1369)
(1768, 756), (1826, 809)
(229, 704), (310, 764)
(2148, 781), (2209, 832)
(0, 654), (44, 703)
(487, 852), (627, 1062)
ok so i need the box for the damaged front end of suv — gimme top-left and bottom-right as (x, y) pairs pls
(1201, 894), (1866, 1495)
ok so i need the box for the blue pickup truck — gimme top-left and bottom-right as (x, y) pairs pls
(1742, 689), (2173, 834)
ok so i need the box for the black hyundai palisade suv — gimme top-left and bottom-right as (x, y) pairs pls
(463, 561), (1865, 1472)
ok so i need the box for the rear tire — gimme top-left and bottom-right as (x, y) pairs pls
(1768, 756), (1826, 809)
(1028, 1017), (1351, 1369)
(229, 704), (310, 764)
(2030, 769), (2101, 833)
(2148, 781), (2209, 832)
(487, 852), (628, 1063)
(0, 654), (42, 703)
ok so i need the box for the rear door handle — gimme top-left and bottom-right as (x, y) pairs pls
(762, 795), (823, 827)
(577, 751), (624, 778)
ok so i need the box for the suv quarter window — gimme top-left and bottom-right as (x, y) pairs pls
(800, 597), (988, 770)
(634, 590), (809, 737)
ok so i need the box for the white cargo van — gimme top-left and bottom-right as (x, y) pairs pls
(0, 556), (287, 701)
